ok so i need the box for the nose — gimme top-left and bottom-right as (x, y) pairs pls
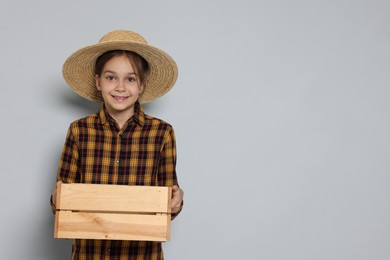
(115, 79), (126, 92)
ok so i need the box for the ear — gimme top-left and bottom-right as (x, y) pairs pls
(95, 75), (101, 90)
(139, 84), (144, 94)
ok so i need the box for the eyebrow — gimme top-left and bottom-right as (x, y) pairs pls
(103, 70), (137, 76)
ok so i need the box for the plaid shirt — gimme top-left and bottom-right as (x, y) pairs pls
(53, 102), (181, 260)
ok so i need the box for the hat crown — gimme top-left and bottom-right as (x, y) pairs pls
(99, 30), (148, 44)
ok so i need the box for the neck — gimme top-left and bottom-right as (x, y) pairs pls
(105, 106), (135, 129)
(112, 113), (132, 129)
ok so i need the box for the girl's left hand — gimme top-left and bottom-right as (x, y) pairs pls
(171, 185), (184, 213)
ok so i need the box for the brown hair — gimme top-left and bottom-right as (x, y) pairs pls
(94, 50), (150, 84)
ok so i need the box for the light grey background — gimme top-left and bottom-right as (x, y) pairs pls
(1, 0), (389, 259)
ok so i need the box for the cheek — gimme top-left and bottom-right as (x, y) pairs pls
(130, 84), (142, 94)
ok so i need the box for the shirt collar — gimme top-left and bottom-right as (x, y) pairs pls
(98, 102), (145, 126)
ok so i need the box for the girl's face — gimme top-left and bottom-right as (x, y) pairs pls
(95, 54), (143, 119)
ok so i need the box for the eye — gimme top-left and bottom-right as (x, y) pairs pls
(106, 75), (115, 81)
(128, 76), (137, 82)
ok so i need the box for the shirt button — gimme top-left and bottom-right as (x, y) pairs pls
(116, 160), (119, 164)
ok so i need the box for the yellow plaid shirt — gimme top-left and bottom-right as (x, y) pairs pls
(53, 102), (181, 260)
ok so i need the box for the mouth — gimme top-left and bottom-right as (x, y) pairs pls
(111, 95), (129, 102)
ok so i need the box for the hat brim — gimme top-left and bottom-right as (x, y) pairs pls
(62, 41), (178, 103)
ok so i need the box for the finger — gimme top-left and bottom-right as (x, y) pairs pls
(171, 204), (180, 213)
(171, 195), (179, 205)
(171, 185), (179, 193)
(171, 197), (180, 210)
(51, 188), (57, 206)
(52, 181), (63, 206)
(171, 199), (182, 213)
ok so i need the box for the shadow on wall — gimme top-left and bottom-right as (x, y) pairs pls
(36, 139), (72, 260)
(60, 87), (102, 115)
(41, 87), (100, 259)
(43, 215), (73, 259)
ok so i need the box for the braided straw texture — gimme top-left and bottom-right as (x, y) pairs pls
(62, 30), (178, 103)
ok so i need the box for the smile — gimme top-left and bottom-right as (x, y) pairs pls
(112, 95), (129, 102)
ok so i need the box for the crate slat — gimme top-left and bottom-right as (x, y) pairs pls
(55, 211), (170, 241)
(57, 183), (171, 213)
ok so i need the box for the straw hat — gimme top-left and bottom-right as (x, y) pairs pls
(62, 30), (178, 103)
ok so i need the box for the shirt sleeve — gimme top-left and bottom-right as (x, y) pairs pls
(158, 126), (183, 219)
(50, 124), (80, 214)
(57, 124), (80, 183)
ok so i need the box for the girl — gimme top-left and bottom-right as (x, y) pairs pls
(51, 30), (183, 260)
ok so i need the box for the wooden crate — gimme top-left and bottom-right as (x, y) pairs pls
(54, 183), (171, 241)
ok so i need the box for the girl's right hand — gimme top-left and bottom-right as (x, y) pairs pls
(51, 181), (63, 206)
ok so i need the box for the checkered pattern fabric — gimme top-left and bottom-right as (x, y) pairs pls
(53, 102), (181, 259)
